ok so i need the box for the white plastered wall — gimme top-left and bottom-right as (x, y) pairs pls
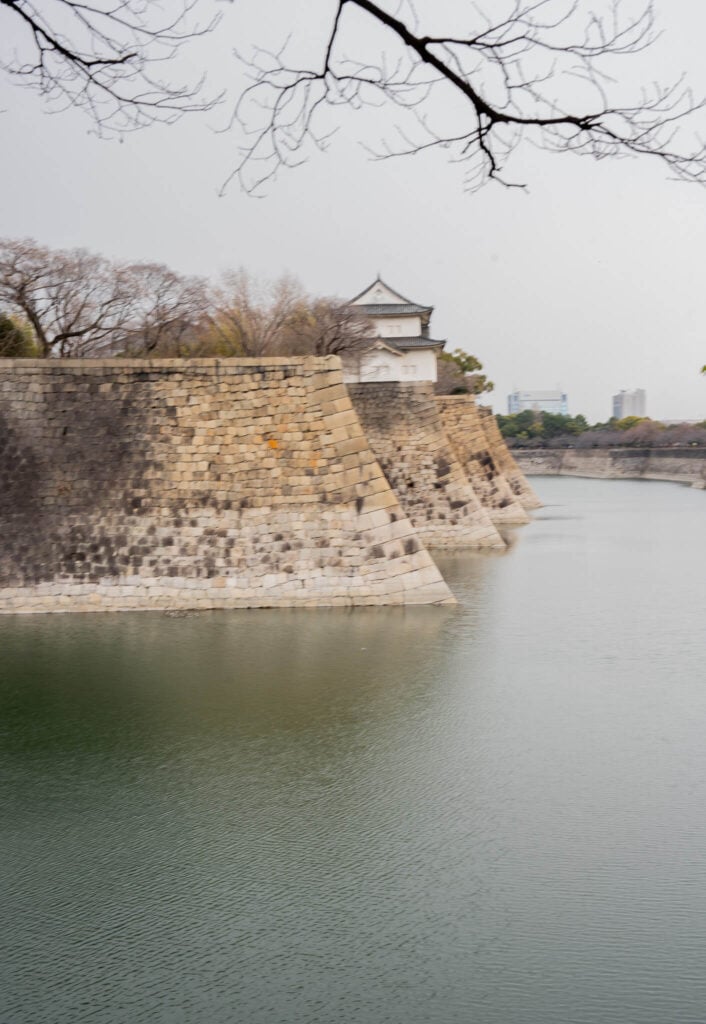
(374, 315), (423, 337)
(343, 347), (438, 384)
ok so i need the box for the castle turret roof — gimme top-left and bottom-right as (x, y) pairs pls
(353, 303), (433, 317)
(348, 277), (433, 318)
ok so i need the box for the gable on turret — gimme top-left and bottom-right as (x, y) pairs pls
(348, 276), (433, 316)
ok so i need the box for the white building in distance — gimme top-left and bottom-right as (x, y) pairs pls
(612, 389), (646, 419)
(343, 278), (446, 383)
(508, 390), (569, 416)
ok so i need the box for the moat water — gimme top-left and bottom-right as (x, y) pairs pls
(2, 477), (706, 1024)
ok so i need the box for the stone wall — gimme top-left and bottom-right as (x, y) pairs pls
(0, 358), (455, 613)
(436, 396), (529, 524)
(347, 382), (504, 548)
(477, 406), (542, 509)
(515, 448), (706, 488)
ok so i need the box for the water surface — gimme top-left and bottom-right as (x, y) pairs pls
(2, 477), (706, 1024)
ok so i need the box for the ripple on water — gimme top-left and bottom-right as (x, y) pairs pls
(2, 477), (706, 1023)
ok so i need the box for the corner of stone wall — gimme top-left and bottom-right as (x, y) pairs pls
(347, 381), (505, 549)
(436, 395), (530, 524)
(477, 405), (542, 509)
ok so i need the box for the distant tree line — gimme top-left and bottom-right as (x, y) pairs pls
(497, 411), (706, 449)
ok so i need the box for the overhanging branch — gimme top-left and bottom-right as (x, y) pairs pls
(227, 0), (706, 194)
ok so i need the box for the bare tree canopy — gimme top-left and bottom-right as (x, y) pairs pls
(0, 238), (208, 356)
(197, 270), (371, 359)
(0, 0), (219, 132)
(229, 0), (706, 193)
(118, 263), (210, 355)
(202, 270), (306, 358)
(0, 240), (370, 359)
(282, 298), (372, 358)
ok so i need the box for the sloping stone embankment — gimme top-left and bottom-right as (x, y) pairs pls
(436, 395), (529, 524)
(514, 448), (706, 488)
(0, 358), (454, 612)
(348, 382), (505, 548)
(477, 405), (542, 509)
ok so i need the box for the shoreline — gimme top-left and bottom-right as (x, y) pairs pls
(514, 447), (706, 489)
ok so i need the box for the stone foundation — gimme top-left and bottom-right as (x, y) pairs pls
(436, 395), (529, 525)
(347, 382), (504, 548)
(477, 406), (542, 509)
(0, 358), (454, 612)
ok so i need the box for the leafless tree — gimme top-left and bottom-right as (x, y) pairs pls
(0, 238), (140, 355)
(0, 237), (209, 357)
(568, 419), (706, 448)
(228, 0), (706, 194)
(182, 271), (372, 359)
(0, 0), (219, 133)
(666, 424), (706, 447)
(117, 263), (210, 355)
(282, 299), (372, 357)
(201, 269), (307, 357)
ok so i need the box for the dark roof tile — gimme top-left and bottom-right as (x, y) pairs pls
(352, 303), (433, 316)
(384, 336), (446, 351)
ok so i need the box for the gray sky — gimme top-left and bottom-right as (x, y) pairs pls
(1, 0), (705, 422)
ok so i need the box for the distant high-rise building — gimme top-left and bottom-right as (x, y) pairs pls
(508, 390), (568, 416)
(612, 389), (646, 419)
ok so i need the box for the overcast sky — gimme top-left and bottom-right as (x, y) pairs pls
(1, 0), (705, 422)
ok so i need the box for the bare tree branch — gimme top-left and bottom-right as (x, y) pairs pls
(0, 0), (221, 133)
(283, 298), (372, 358)
(201, 269), (306, 357)
(228, 0), (706, 194)
(0, 238), (209, 356)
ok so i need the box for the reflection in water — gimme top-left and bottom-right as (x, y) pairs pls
(1, 603), (462, 752)
(2, 478), (706, 1024)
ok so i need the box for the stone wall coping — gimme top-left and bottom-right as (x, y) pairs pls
(0, 356), (342, 371)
